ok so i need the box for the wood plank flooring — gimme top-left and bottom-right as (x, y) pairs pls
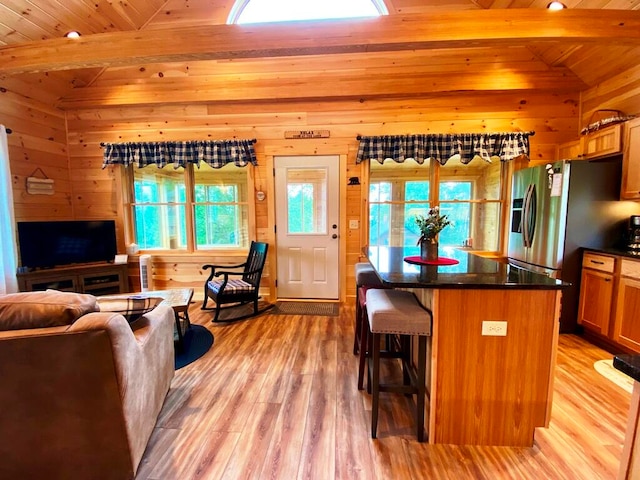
(135, 303), (631, 479)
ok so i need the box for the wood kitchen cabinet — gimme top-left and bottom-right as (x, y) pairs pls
(579, 251), (640, 354)
(582, 124), (623, 160)
(621, 117), (640, 200)
(578, 252), (615, 336)
(557, 139), (582, 160)
(556, 124), (623, 160)
(557, 124), (623, 161)
(614, 259), (640, 352)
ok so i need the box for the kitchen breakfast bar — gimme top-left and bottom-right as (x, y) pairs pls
(366, 246), (567, 447)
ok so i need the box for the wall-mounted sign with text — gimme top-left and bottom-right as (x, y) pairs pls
(284, 130), (330, 139)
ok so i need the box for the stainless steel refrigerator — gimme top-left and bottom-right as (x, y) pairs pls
(508, 159), (638, 333)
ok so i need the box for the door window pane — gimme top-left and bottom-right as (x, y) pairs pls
(286, 168), (327, 234)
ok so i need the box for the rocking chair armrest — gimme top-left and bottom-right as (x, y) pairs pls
(213, 270), (245, 278)
(203, 262), (248, 282)
(203, 261), (247, 271)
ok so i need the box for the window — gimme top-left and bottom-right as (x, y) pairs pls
(133, 166), (187, 250)
(369, 157), (505, 251)
(127, 163), (250, 251)
(229, 0), (387, 24)
(369, 160), (431, 247)
(193, 163), (249, 248)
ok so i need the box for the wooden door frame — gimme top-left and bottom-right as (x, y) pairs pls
(264, 144), (348, 303)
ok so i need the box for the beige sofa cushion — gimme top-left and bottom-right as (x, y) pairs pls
(0, 290), (98, 331)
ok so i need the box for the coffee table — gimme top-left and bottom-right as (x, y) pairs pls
(100, 288), (194, 351)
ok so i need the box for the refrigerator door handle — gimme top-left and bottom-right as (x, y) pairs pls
(522, 184), (533, 247)
(527, 184), (537, 246)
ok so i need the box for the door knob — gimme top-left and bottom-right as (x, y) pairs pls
(332, 224), (337, 229)
(332, 234), (338, 239)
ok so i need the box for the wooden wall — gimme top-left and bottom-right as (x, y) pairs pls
(581, 64), (640, 130)
(64, 91), (579, 301)
(0, 76), (72, 222)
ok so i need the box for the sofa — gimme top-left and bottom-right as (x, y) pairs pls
(0, 290), (175, 480)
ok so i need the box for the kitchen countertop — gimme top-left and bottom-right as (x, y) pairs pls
(614, 354), (640, 383)
(584, 246), (640, 260)
(367, 245), (567, 289)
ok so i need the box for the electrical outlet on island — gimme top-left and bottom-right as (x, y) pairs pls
(481, 320), (507, 336)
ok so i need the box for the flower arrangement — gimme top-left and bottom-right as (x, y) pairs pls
(415, 206), (451, 245)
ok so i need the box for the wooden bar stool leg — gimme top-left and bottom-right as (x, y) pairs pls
(357, 304), (369, 390)
(371, 331), (381, 439)
(353, 290), (362, 355)
(416, 335), (427, 442)
(402, 335), (411, 387)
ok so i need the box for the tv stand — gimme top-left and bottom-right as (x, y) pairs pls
(17, 263), (129, 296)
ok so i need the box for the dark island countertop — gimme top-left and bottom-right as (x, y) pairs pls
(614, 355), (640, 383)
(367, 246), (567, 290)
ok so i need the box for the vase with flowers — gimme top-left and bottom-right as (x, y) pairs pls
(415, 206), (452, 261)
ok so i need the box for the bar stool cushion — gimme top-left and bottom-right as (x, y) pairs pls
(355, 262), (383, 288)
(366, 289), (431, 336)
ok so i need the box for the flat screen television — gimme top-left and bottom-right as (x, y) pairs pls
(17, 220), (117, 270)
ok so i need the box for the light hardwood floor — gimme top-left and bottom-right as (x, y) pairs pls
(136, 303), (630, 480)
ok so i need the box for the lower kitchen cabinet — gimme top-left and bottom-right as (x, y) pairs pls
(578, 267), (614, 335)
(578, 251), (640, 353)
(614, 262), (640, 351)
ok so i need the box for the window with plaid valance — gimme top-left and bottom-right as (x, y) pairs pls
(101, 139), (258, 169)
(356, 132), (534, 165)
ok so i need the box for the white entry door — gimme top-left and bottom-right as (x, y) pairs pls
(275, 155), (339, 299)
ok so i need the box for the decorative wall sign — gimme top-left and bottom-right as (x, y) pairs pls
(284, 130), (330, 139)
(26, 167), (54, 195)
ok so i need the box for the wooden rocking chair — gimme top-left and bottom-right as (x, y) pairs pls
(202, 241), (270, 322)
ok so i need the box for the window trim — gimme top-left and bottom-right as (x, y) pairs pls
(119, 163), (256, 254)
(365, 160), (508, 252)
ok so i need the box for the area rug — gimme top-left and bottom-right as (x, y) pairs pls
(594, 359), (633, 394)
(270, 301), (339, 316)
(175, 324), (214, 370)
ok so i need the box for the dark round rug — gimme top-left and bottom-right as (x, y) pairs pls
(175, 324), (214, 370)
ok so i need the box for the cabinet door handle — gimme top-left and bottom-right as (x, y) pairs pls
(590, 260), (605, 265)
(604, 278), (611, 282)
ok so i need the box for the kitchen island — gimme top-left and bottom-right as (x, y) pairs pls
(367, 246), (566, 447)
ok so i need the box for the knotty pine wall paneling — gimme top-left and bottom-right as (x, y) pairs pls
(581, 64), (640, 131)
(0, 82), (73, 223)
(65, 91), (578, 301)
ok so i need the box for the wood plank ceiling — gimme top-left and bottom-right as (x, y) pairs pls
(0, 0), (639, 109)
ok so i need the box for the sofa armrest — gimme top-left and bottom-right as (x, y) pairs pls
(68, 304), (175, 473)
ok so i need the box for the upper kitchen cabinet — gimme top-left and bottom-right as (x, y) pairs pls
(557, 139), (582, 161)
(557, 124), (623, 161)
(621, 117), (640, 200)
(582, 124), (623, 160)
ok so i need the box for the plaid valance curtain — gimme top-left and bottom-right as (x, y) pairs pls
(101, 139), (257, 169)
(356, 132), (534, 165)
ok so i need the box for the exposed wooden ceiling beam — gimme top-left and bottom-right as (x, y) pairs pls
(57, 68), (586, 109)
(1, 10), (639, 76)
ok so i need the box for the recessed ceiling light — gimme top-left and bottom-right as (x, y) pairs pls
(65, 31), (81, 38)
(547, 1), (567, 10)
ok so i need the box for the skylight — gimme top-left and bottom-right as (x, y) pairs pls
(229, 0), (387, 24)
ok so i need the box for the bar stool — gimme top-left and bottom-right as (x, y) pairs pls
(353, 262), (383, 355)
(363, 288), (432, 442)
